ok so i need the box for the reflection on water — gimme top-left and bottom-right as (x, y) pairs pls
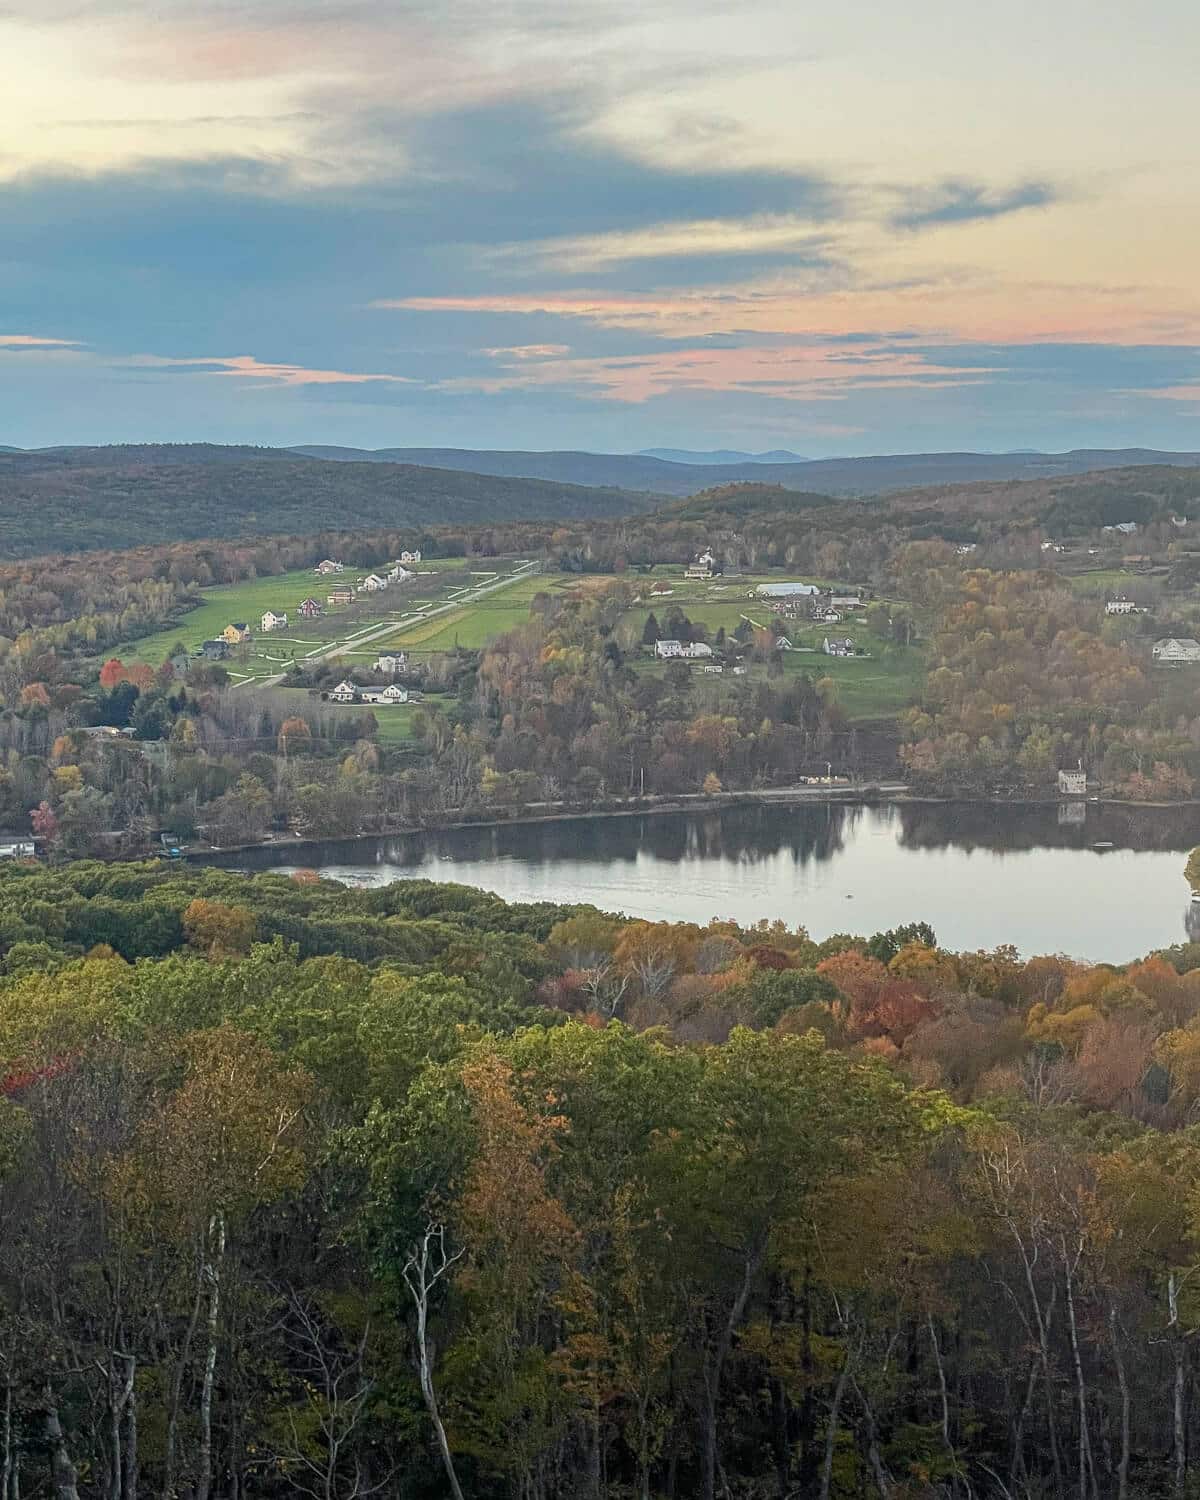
(204, 801), (1200, 963)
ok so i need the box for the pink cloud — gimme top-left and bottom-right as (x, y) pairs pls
(0, 333), (81, 348)
(138, 354), (414, 387)
(479, 344), (572, 360)
(440, 341), (998, 405)
(383, 281), (1200, 348)
(1139, 384), (1200, 403)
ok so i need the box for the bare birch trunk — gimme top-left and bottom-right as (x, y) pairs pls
(40, 1389), (81, 1500)
(927, 1315), (959, 1495)
(700, 1238), (765, 1500)
(403, 1224), (465, 1500)
(1109, 1305), (1129, 1500)
(195, 1213), (225, 1500)
(164, 1267), (205, 1500)
(1170, 1271), (1187, 1499)
(818, 1340), (854, 1500)
(1062, 1242), (1094, 1500)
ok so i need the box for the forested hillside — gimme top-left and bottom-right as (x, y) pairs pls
(5, 861), (1200, 1497)
(0, 446), (655, 557)
(290, 442), (1200, 496)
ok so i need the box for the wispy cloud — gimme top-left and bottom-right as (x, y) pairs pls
(128, 353), (417, 387)
(479, 343), (572, 359)
(0, 332), (81, 348)
(442, 340), (1000, 404)
(889, 179), (1059, 232)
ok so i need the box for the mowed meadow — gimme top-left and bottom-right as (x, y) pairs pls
(109, 557), (479, 677)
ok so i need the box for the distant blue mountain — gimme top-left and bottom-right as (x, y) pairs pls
(638, 447), (810, 464)
(289, 444), (1200, 497)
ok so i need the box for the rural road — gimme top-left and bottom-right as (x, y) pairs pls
(233, 559), (538, 690)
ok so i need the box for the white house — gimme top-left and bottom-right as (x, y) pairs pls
(358, 574), (388, 592)
(813, 609), (843, 624)
(387, 564), (413, 583)
(700, 663), (724, 674)
(361, 684), (410, 705)
(1057, 767), (1088, 796)
(1105, 598), (1138, 616)
(829, 594), (863, 610)
(315, 559), (344, 575)
(757, 581), (819, 599)
(374, 653), (408, 675)
(327, 680), (359, 702)
(823, 637), (856, 657)
(685, 549), (716, 580)
(655, 639), (713, 660)
(260, 610), (288, 632)
(1153, 638), (1200, 664)
(1040, 540), (1065, 553)
(399, 549), (422, 565)
(1103, 521), (1139, 535)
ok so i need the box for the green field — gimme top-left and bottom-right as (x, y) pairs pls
(376, 571), (580, 652)
(1066, 568), (1137, 595)
(273, 688), (452, 745)
(110, 559), (475, 678)
(779, 645), (926, 719)
(116, 568), (333, 672)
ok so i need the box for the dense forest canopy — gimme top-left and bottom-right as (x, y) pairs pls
(2, 444), (1199, 558)
(0, 447), (656, 557)
(3, 860), (1200, 1496)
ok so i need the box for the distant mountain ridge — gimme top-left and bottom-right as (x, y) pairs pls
(288, 444), (1200, 496)
(637, 447), (810, 464)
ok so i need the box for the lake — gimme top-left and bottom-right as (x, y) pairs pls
(204, 800), (1200, 963)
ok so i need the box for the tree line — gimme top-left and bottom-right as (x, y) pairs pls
(3, 860), (1200, 1494)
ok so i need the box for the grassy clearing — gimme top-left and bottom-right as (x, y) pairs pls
(377, 571), (577, 652)
(1066, 569), (1136, 595)
(779, 646), (926, 720)
(272, 688), (452, 745)
(108, 559), (475, 675)
(630, 645), (924, 722)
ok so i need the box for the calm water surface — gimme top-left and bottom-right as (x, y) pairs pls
(210, 801), (1200, 963)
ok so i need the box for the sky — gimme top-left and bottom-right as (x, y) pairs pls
(2, 0), (1199, 456)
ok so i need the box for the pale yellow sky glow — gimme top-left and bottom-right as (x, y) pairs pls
(3, 0), (1199, 448)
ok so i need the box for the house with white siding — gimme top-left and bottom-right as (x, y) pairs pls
(1153, 638), (1200, 665)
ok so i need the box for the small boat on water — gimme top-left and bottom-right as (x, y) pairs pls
(1091, 841), (1115, 852)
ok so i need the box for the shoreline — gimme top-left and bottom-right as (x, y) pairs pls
(181, 784), (1194, 864)
(185, 784), (907, 861)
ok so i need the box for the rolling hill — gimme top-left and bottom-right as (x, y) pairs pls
(288, 444), (1200, 496)
(0, 445), (659, 557)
